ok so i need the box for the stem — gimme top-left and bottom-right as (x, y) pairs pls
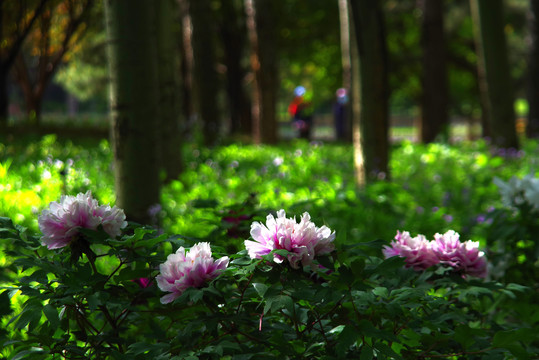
(103, 260), (124, 285)
(88, 258), (98, 275)
(236, 273), (254, 314)
(313, 310), (329, 344)
(98, 305), (124, 352)
(348, 286), (362, 321)
(291, 303), (301, 337)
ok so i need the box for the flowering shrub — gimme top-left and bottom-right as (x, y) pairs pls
(1, 198), (538, 358)
(484, 174), (539, 285)
(494, 174), (539, 213)
(383, 230), (487, 278)
(156, 242), (229, 304)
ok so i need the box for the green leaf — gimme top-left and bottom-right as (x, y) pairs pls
(372, 287), (389, 299)
(86, 293), (101, 310)
(42, 304), (59, 328)
(0, 290), (12, 316)
(135, 233), (168, 249)
(360, 346), (373, 360)
(336, 324), (359, 357)
(374, 342), (401, 359)
(253, 283), (268, 297)
(506, 283), (528, 293)
(350, 259), (365, 277)
(493, 328), (535, 347)
(14, 307), (42, 330)
(11, 349), (47, 360)
(264, 294), (293, 315)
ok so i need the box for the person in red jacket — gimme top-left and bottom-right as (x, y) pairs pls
(288, 86), (313, 140)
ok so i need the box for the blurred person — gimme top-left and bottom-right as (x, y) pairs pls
(333, 88), (348, 141)
(288, 86), (313, 140)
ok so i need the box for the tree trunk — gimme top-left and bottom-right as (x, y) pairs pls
(527, 0), (539, 138)
(349, 0), (390, 187)
(419, 0), (449, 143)
(245, 0), (278, 144)
(0, 69), (7, 127)
(105, 0), (161, 225)
(470, 0), (519, 149)
(177, 0), (194, 138)
(189, 0), (221, 146)
(14, 53), (45, 125)
(338, 0), (353, 142)
(156, 0), (183, 183)
(220, 0), (252, 138)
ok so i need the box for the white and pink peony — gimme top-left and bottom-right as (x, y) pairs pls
(156, 242), (229, 304)
(245, 210), (335, 269)
(382, 231), (439, 270)
(38, 191), (127, 250)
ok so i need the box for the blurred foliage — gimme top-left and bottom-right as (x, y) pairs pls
(53, 0), (108, 103)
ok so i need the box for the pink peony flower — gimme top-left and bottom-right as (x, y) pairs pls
(384, 230), (488, 278)
(382, 231), (439, 270)
(156, 242), (229, 304)
(38, 191), (127, 249)
(432, 231), (488, 278)
(244, 209), (335, 269)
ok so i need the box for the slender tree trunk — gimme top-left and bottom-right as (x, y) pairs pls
(349, 0), (390, 187)
(245, 0), (278, 144)
(105, 0), (161, 225)
(470, 0), (519, 148)
(189, 0), (221, 146)
(0, 69), (7, 126)
(338, 0), (353, 142)
(420, 0), (449, 143)
(177, 0), (194, 138)
(156, 0), (183, 183)
(221, 0), (252, 138)
(527, 0), (539, 138)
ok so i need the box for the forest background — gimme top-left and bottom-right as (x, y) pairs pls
(2, 0), (539, 358)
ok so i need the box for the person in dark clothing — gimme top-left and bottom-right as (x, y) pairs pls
(333, 88), (348, 141)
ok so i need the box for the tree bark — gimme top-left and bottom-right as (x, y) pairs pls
(177, 0), (194, 137)
(245, 0), (278, 144)
(189, 0), (221, 146)
(470, 0), (519, 148)
(338, 0), (353, 142)
(419, 0), (449, 143)
(527, 0), (539, 138)
(349, 0), (390, 187)
(220, 0), (252, 138)
(156, 0), (183, 183)
(105, 0), (161, 225)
